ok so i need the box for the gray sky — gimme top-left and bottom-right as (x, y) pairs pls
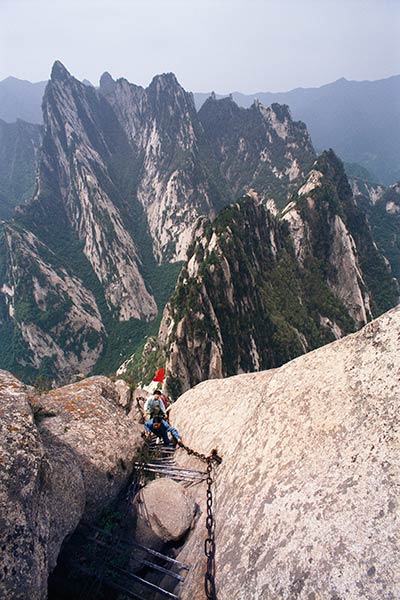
(1, 0), (399, 93)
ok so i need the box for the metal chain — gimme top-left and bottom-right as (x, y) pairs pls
(178, 442), (221, 599)
(178, 441), (222, 465)
(204, 458), (216, 599)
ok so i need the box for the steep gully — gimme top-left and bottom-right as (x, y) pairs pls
(47, 407), (222, 600)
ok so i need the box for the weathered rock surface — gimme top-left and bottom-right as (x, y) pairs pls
(0, 372), (142, 600)
(133, 478), (196, 549)
(0, 371), (49, 600)
(169, 305), (400, 600)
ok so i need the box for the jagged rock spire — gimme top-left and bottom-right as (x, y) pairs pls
(50, 60), (71, 82)
(99, 71), (116, 94)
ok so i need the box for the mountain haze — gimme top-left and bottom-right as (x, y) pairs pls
(1, 73), (398, 185)
(0, 118), (42, 219)
(0, 76), (47, 124)
(195, 75), (400, 185)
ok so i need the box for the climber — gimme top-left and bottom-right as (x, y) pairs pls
(144, 389), (167, 420)
(145, 414), (182, 447)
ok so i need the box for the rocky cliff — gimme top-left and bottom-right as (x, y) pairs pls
(23, 61), (157, 322)
(198, 96), (315, 207)
(99, 72), (315, 261)
(159, 151), (398, 395)
(0, 371), (142, 600)
(169, 304), (400, 600)
(99, 71), (217, 263)
(282, 151), (398, 319)
(351, 178), (400, 281)
(0, 61), (317, 382)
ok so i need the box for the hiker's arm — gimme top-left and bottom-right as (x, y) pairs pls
(166, 423), (180, 440)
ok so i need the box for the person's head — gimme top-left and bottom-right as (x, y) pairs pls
(153, 415), (162, 429)
(154, 389), (162, 397)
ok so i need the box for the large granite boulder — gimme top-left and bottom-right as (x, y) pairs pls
(133, 478), (197, 548)
(170, 305), (400, 600)
(0, 373), (142, 600)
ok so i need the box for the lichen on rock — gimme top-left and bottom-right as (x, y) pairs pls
(0, 372), (143, 599)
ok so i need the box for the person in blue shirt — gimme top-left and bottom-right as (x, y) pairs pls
(145, 414), (182, 447)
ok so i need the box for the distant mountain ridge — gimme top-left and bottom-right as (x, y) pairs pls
(0, 119), (42, 219)
(0, 63), (398, 387)
(1, 73), (398, 185)
(0, 76), (47, 124)
(195, 75), (400, 185)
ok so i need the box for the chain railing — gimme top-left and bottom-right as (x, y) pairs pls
(139, 410), (223, 600)
(178, 442), (222, 599)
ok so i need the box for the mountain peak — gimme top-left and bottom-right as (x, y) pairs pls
(99, 71), (116, 94)
(199, 93), (241, 120)
(296, 149), (346, 198)
(50, 61), (71, 82)
(313, 148), (346, 178)
(150, 72), (179, 88)
(270, 102), (291, 122)
(147, 72), (195, 114)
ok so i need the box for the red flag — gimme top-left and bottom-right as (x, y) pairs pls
(152, 367), (165, 382)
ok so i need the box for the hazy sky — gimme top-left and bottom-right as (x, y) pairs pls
(1, 0), (399, 93)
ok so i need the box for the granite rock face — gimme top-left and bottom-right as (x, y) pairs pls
(0, 372), (142, 600)
(0, 371), (49, 600)
(169, 306), (400, 600)
(133, 478), (196, 549)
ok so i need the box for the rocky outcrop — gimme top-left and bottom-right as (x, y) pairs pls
(160, 152), (398, 395)
(0, 371), (142, 600)
(169, 305), (400, 600)
(198, 97), (315, 206)
(0, 371), (49, 600)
